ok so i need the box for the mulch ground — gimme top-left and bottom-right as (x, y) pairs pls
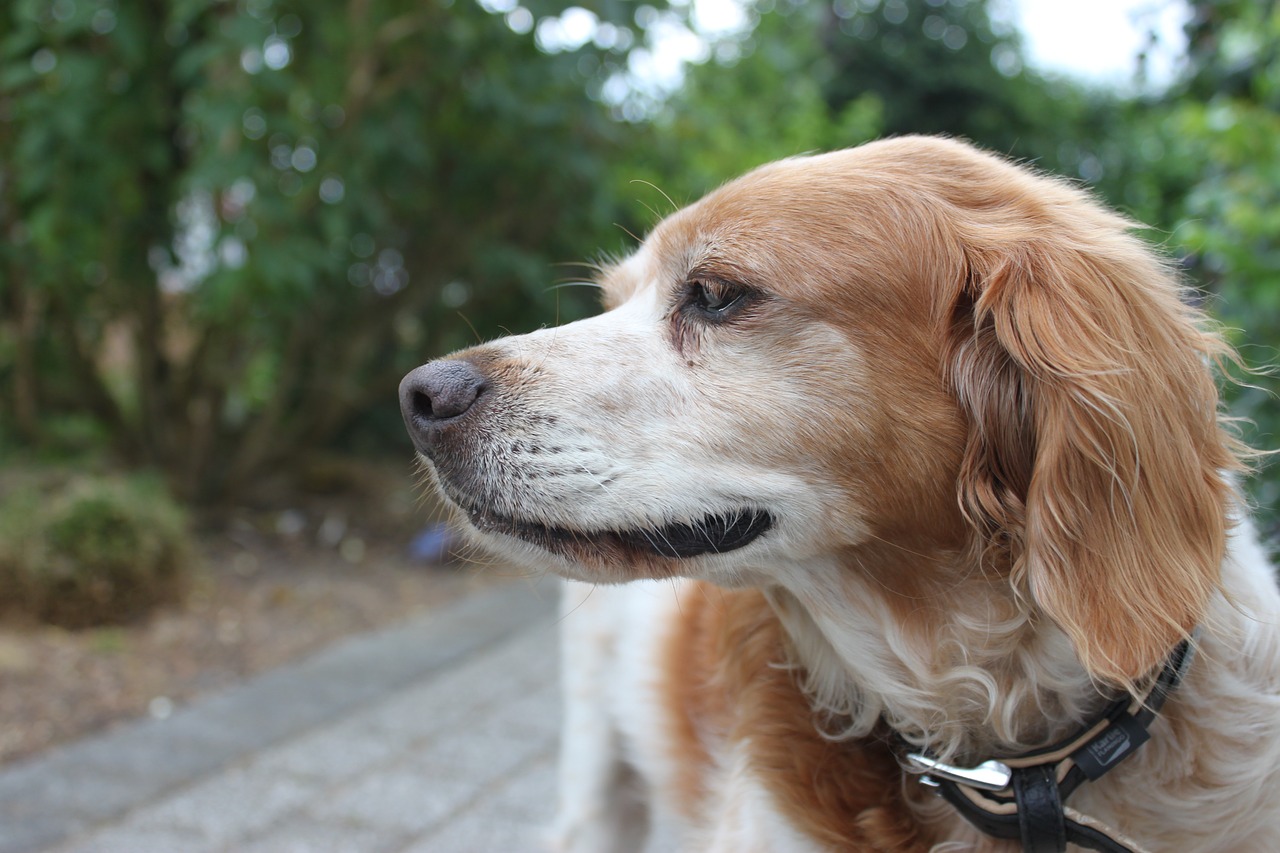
(0, 462), (520, 767)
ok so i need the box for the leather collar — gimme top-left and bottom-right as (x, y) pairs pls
(900, 635), (1197, 853)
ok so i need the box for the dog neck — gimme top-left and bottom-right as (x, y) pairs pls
(764, 545), (1108, 763)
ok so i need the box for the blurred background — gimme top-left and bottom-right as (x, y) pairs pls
(1, 0), (1277, 763)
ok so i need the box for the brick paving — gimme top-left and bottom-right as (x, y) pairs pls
(0, 579), (562, 853)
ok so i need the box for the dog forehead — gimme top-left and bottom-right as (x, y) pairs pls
(656, 154), (862, 253)
(633, 152), (915, 306)
(601, 138), (998, 310)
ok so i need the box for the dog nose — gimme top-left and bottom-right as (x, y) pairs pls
(399, 359), (487, 450)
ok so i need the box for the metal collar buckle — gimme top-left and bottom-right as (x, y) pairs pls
(904, 752), (1012, 792)
(895, 636), (1196, 853)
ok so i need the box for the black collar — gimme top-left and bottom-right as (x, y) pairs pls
(900, 636), (1197, 853)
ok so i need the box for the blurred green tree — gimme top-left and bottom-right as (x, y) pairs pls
(817, 0), (1151, 188)
(1164, 0), (1280, 518)
(635, 0), (1138, 206)
(624, 1), (882, 204)
(0, 0), (655, 501)
(822, 0), (1043, 149)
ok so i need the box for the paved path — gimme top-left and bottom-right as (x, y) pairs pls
(0, 579), (564, 853)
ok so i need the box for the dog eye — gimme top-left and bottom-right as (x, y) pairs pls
(688, 280), (749, 320)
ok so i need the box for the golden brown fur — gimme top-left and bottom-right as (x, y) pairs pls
(660, 583), (934, 851)
(404, 136), (1280, 851)
(628, 136), (1245, 684)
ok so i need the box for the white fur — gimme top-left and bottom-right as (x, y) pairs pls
(551, 528), (1280, 852)
(413, 141), (1280, 851)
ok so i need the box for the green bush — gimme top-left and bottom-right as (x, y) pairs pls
(0, 474), (192, 628)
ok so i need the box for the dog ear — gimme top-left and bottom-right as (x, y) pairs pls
(948, 226), (1241, 686)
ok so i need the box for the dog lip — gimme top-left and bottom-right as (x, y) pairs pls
(616, 510), (773, 558)
(460, 501), (773, 560)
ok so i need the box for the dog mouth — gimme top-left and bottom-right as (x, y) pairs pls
(458, 501), (773, 560)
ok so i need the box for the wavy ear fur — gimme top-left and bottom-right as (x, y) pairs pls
(947, 194), (1244, 686)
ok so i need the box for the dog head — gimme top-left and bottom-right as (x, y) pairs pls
(401, 136), (1241, 685)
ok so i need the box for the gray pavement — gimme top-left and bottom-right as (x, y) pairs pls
(0, 578), (564, 853)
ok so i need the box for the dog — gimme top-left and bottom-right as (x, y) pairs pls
(400, 136), (1280, 852)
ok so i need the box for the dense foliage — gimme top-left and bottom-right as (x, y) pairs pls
(2, 0), (1276, 529)
(1171, 0), (1280, 513)
(1, 0), (649, 500)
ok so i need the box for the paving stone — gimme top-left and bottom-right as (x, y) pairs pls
(403, 811), (546, 853)
(482, 751), (559, 824)
(321, 765), (476, 838)
(2, 581), (563, 853)
(55, 824), (210, 853)
(361, 654), (532, 741)
(489, 676), (563, 739)
(406, 748), (559, 853)
(118, 764), (315, 846)
(249, 716), (404, 783)
(417, 706), (556, 783)
(235, 817), (392, 853)
(356, 677), (494, 744)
